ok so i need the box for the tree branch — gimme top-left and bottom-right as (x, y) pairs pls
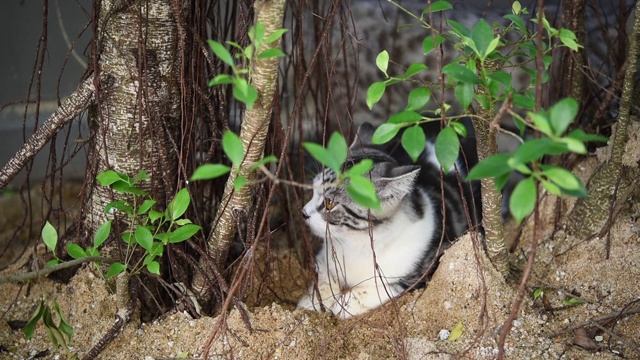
(0, 256), (115, 284)
(0, 76), (95, 190)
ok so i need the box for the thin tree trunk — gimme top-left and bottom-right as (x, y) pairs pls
(191, 0), (286, 305)
(567, 0), (640, 238)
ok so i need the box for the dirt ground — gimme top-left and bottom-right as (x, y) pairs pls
(1, 155), (639, 359)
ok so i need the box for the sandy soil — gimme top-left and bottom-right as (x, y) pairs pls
(1, 157), (639, 359)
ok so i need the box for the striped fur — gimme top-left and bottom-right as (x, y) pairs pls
(298, 122), (481, 319)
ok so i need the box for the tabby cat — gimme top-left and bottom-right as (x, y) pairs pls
(297, 122), (481, 319)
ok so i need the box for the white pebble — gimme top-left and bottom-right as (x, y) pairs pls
(443, 301), (452, 310)
(595, 335), (603, 342)
(438, 329), (450, 341)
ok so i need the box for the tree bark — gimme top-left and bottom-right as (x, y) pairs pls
(191, 0), (286, 304)
(567, 0), (640, 238)
(85, 0), (182, 231)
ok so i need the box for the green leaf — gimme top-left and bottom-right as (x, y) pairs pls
(147, 261), (161, 275)
(528, 112), (553, 136)
(133, 170), (149, 184)
(111, 182), (147, 196)
(42, 221), (58, 253)
(442, 63), (481, 84)
(450, 121), (468, 137)
(93, 220), (112, 248)
(448, 321), (464, 341)
(168, 188), (190, 220)
(248, 23), (265, 45)
(96, 170), (126, 187)
(471, 19), (496, 58)
(46, 259), (59, 267)
(510, 176), (536, 224)
(488, 70), (512, 86)
(366, 81), (386, 110)
(169, 224), (202, 243)
(345, 159), (374, 177)
(232, 78), (258, 109)
(106, 262), (126, 279)
(466, 153), (512, 180)
(454, 82), (474, 110)
(423, 0), (453, 13)
(435, 127), (460, 173)
(504, 14), (528, 34)
(23, 301), (45, 340)
(549, 98), (578, 136)
(562, 297), (584, 306)
(371, 123), (401, 145)
(540, 178), (562, 196)
(249, 155), (278, 171)
(388, 110), (423, 124)
(66, 243), (87, 259)
(346, 175), (381, 210)
(423, 34), (444, 55)
(512, 1), (522, 15)
(558, 137), (587, 154)
(104, 200), (132, 215)
(135, 225), (154, 252)
(447, 20), (471, 38)
(541, 165), (587, 198)
(264, 28), (288, 44)
(402, 126), (427, 163)
(510, 138), (556, 165)
(54, 301), (74, 343)
(85, 246), (99, 257)
(223, 131), (244, 166)
(328, 132), (348, 169)
(376, 50), (389, 76)
(567, 129), (608, 143)
(175, 219), (192, 226)
(234, 175), (247, 190)
(405, 87), (431, 111)
(257, 48), (285, 59)
(533, 287), (544, 299)
(512, 93), (535, 111)
(208, 40), (234, 66)
(137, 200), (156, 216)
(191, 164), (231, 181)
(559, 28), (581, 51)
(402, 63), (428, 78)
(149, 210), (164, 223)
(303, 143), (339, 172)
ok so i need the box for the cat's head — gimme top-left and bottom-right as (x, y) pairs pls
(302, 123), (419, 241)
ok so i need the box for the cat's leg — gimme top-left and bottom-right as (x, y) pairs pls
(297, 268), (341, 312)
(330, 281), (404, 319)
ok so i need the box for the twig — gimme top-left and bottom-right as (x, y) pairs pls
(0, 76), (95, 190)
(547, 307), (640, 338)
(0, 256), (115, 284)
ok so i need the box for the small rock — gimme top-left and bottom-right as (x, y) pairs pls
(438, 329), (450, 341)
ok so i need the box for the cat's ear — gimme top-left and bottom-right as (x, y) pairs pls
(349, 122), (376, 150)
(374, 165), (420, 202)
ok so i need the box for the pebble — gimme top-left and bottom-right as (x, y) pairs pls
(438, 329), (450, 341)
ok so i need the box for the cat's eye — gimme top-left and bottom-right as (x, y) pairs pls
(324, 198), (336, 210)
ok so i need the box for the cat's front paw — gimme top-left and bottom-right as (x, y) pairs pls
(297, 284), (338, 313)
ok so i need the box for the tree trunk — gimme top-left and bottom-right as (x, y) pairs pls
(191, 0), (286, 306)
(567, 0), (640, 238)
(84, 0), (182, 231)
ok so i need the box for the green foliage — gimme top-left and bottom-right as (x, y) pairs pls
(41, 170), (201, 280)
(364, 0), (604, 223)
(24, 300), (74, 353)
(207, 23), (287, 109)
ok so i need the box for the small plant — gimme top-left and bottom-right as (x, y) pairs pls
(196, 22), (381, 210)
(365, 0), (604, 223)
(208, 22), (287, 109)
(42, 170), (201, 278)
(23, 300), (74, 353)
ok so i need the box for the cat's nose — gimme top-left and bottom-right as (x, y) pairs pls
(302, 208), (310, 220)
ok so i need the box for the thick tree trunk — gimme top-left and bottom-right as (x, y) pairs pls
(567, 0), (640, 238)
(191, 0), (286, 305)
(85, 0), (181, 231)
